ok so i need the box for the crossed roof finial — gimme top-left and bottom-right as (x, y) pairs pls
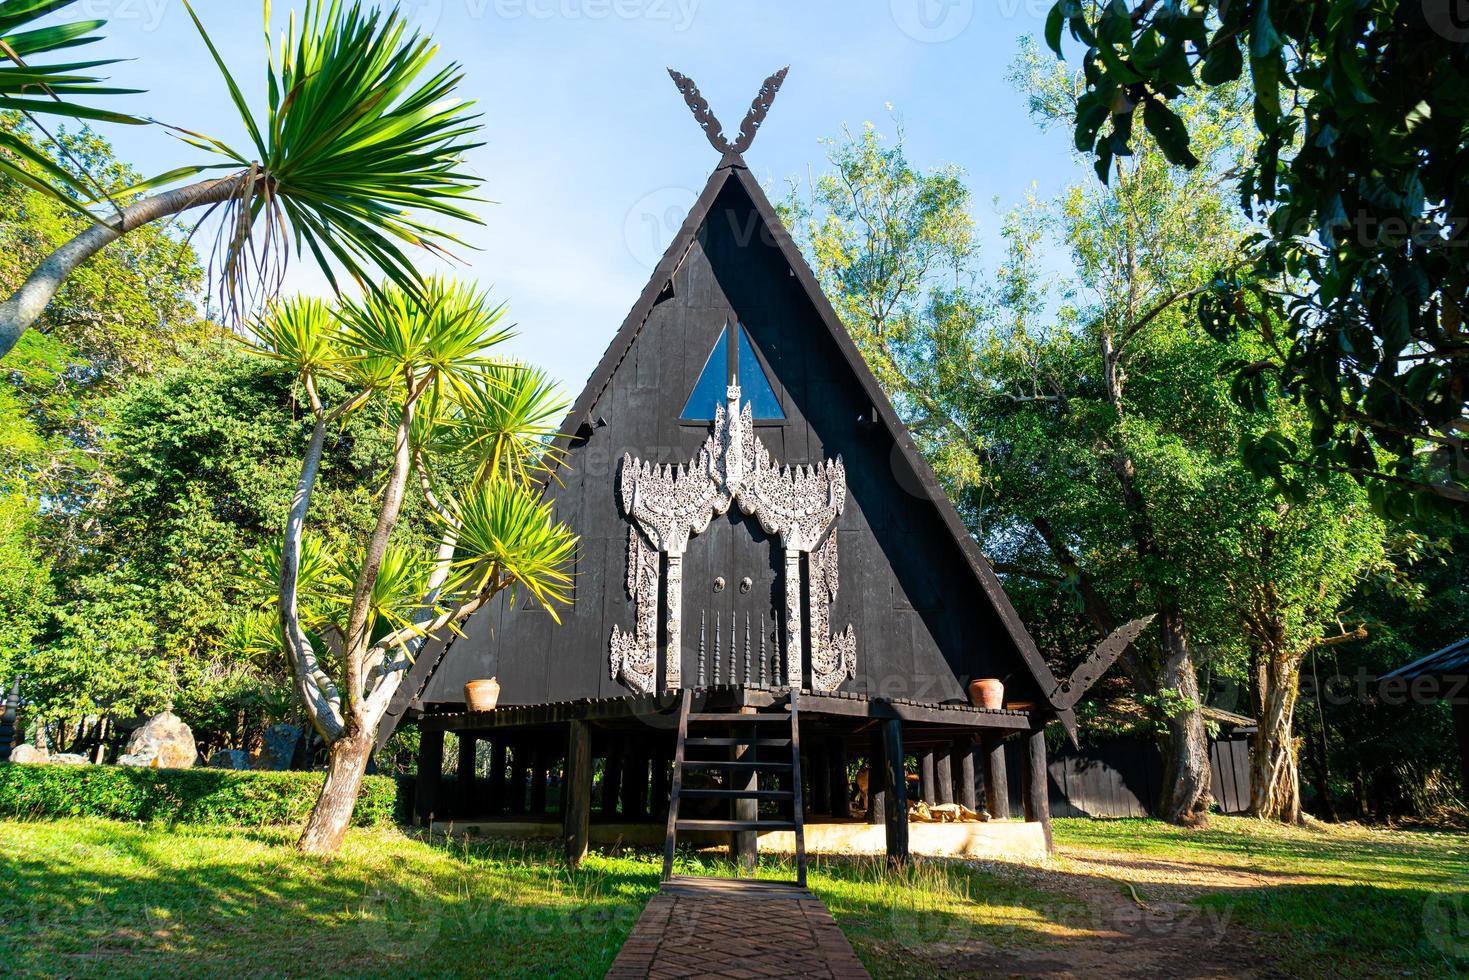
(666, 66), (789, 156)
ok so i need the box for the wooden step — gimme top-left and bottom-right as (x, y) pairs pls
(685, 736), (791, 747)
(675, 818), (797, 832)
(687, 712), (790, 723)
(678, 788), (793, 801)
(679, 758), (790, 771)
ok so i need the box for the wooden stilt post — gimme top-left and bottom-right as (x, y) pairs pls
(415, 726), (444, 828)
(733, 710), (758, 873)
(457, 734), (478, 818)
(622, 740), (648, 820)
(811, 745), (830, 815)
(650, 741), (670, 821)
(957, 737), (978, 812)
(486, 738), (506, 815)
(881, 719), (909, 868)
(935, 744), (954, 806)
(918, 748), (936, 804)
(601, 736), (623, 817)
(1023, 725), (1053, 851)
(982, 733), (1009, 819)
(867, 731), (885, 825)
(564, 720), (592, 867)
(828, 737), (850, 819)
(530, 743), (549, 815)
(509, 742), (529, 815)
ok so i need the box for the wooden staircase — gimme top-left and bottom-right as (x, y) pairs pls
(662, 688), (807, 887)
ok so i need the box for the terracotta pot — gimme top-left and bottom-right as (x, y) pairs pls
(465, 678), (500, 712)
(968, 678), (1004, 711)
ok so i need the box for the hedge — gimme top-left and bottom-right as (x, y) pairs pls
(0, 763), (397, 827)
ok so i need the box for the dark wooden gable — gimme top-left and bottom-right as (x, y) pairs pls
(411, 158), (1059, 711)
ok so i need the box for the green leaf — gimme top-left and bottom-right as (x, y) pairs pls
(1200, 35), (1242, 84)
(1045, 1), (1066, 57)
(1142, 98), (1200, 168)
(1250, 0), (1282, 59)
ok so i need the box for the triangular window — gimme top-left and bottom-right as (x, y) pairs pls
(680, 322), (785, 421)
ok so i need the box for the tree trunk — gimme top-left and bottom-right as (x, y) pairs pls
(298, 731), (373, 854)
(1154, 609), (1213, 826)
(1249, 649), (1304, 822)
(0, 174), (245, 360)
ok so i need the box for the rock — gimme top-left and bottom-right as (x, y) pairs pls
(8, 743), (48, 764)
(117, 710), (197, 769)
(252, 724), (302, 771)
(208, 749), (249, 770)
(52, 753), (89, 765)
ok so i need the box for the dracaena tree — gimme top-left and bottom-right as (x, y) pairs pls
(0, 0), (146, 206)
(0, 0), (483, 361)
(246, 280), (576, 854)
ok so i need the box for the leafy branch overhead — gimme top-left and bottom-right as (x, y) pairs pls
(0, 0), (145, 210)
(0, 1), (486, 361)
(1048, 0), (1469, 522)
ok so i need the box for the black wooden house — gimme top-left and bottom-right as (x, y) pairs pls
(389, 71), (1126, 871)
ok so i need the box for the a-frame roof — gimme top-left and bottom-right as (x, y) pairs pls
(384, 145), (1069, 739)
(543, 150), (1062, 708)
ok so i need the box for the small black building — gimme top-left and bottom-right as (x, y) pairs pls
(387, 71), (1124, 869)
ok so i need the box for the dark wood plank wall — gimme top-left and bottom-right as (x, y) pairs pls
(422, 178), (1042, 708)
(1002, 734), (1253, 818)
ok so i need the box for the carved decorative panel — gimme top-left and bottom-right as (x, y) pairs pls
(608, 526), (658, 694)
(809, 531), (856, 692)
(609, 383), (854, 691)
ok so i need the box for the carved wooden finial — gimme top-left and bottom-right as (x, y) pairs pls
(667, 66), (789, 156)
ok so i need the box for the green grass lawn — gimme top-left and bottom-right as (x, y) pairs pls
(1, 815), (1463, 978)
(1052, 815), (1469, 978)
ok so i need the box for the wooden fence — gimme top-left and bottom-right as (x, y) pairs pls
(1003, 734), (1253, 818)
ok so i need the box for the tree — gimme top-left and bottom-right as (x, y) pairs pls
(248, 283), (576, 853)
(785, 69), (1385, 824)
(19, 336), (438, 736)
(1046, 0), (1469, 521)
(0, 0), (146, 206)
(1226, 482), (1386, 821)
(0, 0), (484, 361)
(0, 386), (51, 687)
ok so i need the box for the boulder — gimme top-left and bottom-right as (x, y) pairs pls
(117, 710), (197, 769)
(52, 753), (89, 765)
(252, 723), (302, 771)
(208, 749), (250, 770)
(9, 743), (48, 764)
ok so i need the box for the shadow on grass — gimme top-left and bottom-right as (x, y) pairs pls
(0, 819), (655, 979)
(4, 817), (1468, 979)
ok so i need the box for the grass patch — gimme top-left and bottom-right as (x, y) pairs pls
(0, 818), (654, 978)
(3, 814), (1463, 977)
(1052, 815), (1469, 978)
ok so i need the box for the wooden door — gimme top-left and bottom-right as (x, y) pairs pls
(681, 510), (783, 686)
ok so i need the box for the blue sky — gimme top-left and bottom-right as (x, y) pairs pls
(72, 0), (1081, 393)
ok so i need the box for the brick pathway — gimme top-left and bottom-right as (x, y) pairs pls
(606, 877), (870, 979)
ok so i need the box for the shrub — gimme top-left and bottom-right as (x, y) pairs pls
(0, 764), (397, 827)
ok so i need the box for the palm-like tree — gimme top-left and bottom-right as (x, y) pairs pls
(0, 0), (145, 206)
(248, 281), (576, 854)
(0, 0), (483, 360)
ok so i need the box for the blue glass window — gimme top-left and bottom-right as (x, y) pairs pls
(680, 323), (785, 421)
(679, 325), (730, 420)
(737, 327), (784, 420)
